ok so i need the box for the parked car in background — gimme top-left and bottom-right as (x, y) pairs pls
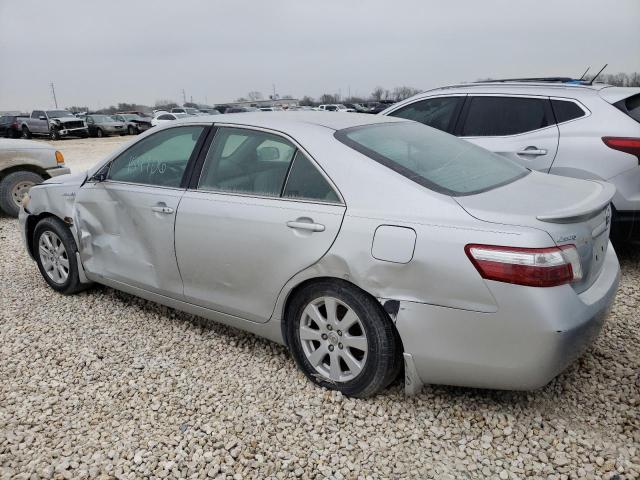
(344, 103), (369, 113)
(115, 111), (150, 118)
(0, 139), (69, 216)
(20, 110), (88, 140)
(85, 115), (126, 138)
(171, 107), (201, 117)
(198, 109), (220, 115)
(381, 78), (640, 240)
(367, 101), (395, 114)
(111, 114), (152, 135)
(319, 104), (353, 112)
(151, 112), (178, 126)
(225, 106), (259, 113)
(0, 115), (28, 138)
(19, 112), (619, 397)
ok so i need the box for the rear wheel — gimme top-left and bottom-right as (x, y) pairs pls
(96, 128), (104, 138)
(286, 280), (401, 398)
(33, 216), (86, 294)
(0, 170), (43, 217)
(22, 126), (32, 139)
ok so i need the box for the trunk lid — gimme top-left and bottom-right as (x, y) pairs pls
(455, 171), (615, 293)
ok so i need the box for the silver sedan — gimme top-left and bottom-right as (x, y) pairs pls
(19, 112), (620, 397)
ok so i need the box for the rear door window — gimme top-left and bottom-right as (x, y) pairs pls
(551, 100), (586, 123)
(283, 151), (340, 203)
(461, 96), (551, 136)
(198, 127), (295, 197)
(388, 96), (463, 133)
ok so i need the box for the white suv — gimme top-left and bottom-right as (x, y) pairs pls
(381, 79), (640, 240)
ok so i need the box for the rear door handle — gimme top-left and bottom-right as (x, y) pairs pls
(151, 205), (174, 214)
(517, 147), (548, 156)
(286, 220), (325, 232)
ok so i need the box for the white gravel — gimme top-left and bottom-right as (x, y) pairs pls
(1, 138), (639, 479)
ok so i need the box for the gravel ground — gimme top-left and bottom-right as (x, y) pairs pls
(1, 138), (639, 479)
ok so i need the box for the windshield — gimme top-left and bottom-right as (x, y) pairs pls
(46, 110), (74, 118)
(122, 114), (140, 120)
(185, 108), (199, 114)
(91, 115), (114, 122)
(335, 122), (528, 196)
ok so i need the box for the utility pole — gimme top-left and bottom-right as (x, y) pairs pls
(50, 82), (58, 108)
(182, 89), (187, 105)
(272, 84), (276, 100)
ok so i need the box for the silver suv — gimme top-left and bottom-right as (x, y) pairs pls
(381, 79), (640, 240)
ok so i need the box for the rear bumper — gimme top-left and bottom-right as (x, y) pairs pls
(396, 243), (620, 391)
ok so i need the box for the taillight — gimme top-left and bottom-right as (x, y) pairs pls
(602, 137), (640, 162)
(465, 244), (583, 288)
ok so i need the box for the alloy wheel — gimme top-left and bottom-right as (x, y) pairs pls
(38, 231), (70, 284)
(299, 296), (368, 382)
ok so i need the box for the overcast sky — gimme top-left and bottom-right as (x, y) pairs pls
(1, 0), (639, 111)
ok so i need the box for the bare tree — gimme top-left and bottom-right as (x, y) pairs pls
(392, 86), (421, 101)
(299, 95), (315, 106)
(319, 93), (339, 104)
(155, 99), (177, 109)
(247, 91), (263, 101)
(371, 86), (385, 101)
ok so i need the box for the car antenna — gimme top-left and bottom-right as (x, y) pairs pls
(588, 64), (608, 85)
(578, 66), (590, 80)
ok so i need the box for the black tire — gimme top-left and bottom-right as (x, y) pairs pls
(96, 128), (104, 138)
(50, 128), (60, 140)
(0, 170), (44, 217)
(127, 126), (135, 135)
(22, 126), (32, 139)
(33, 216), (86, 294)
(286, 280), (401, 398)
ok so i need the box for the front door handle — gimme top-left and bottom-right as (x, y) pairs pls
(517, 146), (548, 156)
(151, 205), (174, 214)
(286, 220), (325, 232)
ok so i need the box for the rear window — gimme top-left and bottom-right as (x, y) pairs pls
(335, 122), (528, 196)
(615, 93), (640, 124)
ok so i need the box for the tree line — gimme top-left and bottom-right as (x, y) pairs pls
(67, 72), (639, 114)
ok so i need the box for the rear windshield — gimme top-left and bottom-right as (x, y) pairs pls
(616, 93), (640, 124)
(335, 122), (528, 196)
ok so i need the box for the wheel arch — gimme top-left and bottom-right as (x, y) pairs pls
(0, 164), (50, 182)
(25, 212), (68, 259)
(279, 275), (404, 353)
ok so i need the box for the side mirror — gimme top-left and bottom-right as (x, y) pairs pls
(90, 164), (110, 183)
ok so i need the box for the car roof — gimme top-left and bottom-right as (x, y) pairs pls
(416, 81), (621, 99)
(176, 111), (408, 132)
